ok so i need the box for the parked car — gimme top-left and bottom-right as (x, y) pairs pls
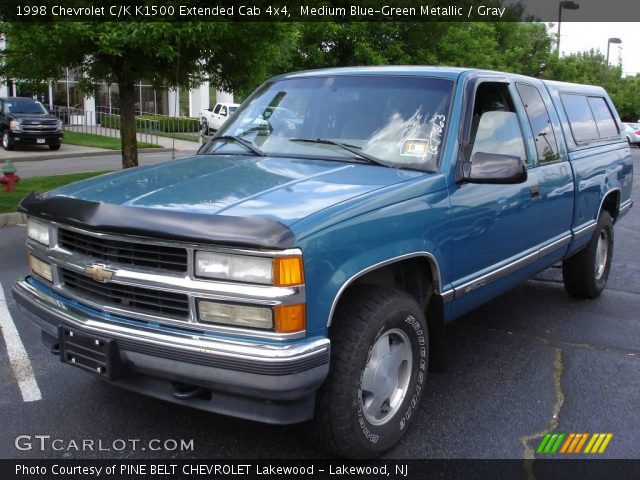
(200, 102), (239, 135)
(0, 97), (63, 151)
(622, 122), (640, 146)
(14, 67), (633, 458)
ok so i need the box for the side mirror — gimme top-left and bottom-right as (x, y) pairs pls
(462, 152), (527, 184)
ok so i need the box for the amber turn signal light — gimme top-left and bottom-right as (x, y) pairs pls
(273, 256), (304, 286)
(274, 304), (306, 333)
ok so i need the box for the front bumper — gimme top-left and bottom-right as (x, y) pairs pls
(13, 278), (330, 424)
(10, 130), (63, 145)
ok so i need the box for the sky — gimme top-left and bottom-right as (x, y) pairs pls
(555, 23), (640, 77)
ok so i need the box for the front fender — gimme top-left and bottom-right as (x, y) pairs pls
(298, 187), (452, 336)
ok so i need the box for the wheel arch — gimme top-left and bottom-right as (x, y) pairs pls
(327, 252), (448, 372)
(600, 188), (621, 222)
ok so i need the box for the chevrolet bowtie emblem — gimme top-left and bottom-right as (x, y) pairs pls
(84, 264), (115, 282)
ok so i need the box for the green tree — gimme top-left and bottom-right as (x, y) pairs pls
(542, 50), (640, 121)
(0, 21), (293, 168)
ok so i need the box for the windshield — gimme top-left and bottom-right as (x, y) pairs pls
(5, 100), (48, 115)
(204, 76), (454, 171)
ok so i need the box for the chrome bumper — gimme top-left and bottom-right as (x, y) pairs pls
(13, 278), (330, 424)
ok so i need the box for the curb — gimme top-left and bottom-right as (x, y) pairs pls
(0, 212), (26, 228)
(11, 147), (176, 163)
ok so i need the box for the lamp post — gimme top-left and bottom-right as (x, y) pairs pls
(606, 37), (622, 64)
(557, 1), (580, 54)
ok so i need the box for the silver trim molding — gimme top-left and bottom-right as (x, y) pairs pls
(327, 252), (443, 327)
(446, 233), (572, 303)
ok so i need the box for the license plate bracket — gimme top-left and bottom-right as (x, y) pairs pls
(36, 138), (45, 144)
(59, 327), (123, 380)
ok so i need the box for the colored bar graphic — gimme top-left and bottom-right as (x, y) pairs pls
(584, 434), (599, 453)
(536, 434), (552, 454)
(574, 433), (589, 453)
(560, 433), (575, 454)
(598, 434), (613, 453)
(537, 433), (613, 454)
(550, 433), (565, 453)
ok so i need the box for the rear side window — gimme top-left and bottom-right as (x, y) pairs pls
(561, 93), (619, 143)
(516, 83), (560, 163)
(561, 94), (599, 143)
(587, 97), (618, 137)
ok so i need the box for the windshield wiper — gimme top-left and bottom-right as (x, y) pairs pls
(209, 135), (266, 156)
(289, 138), (390, 168)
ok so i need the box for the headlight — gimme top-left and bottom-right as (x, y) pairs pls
(56, 120), (63, 131)
(9, 120), (22, 131)
(198, 300), (273, 330)
(196, 252), (273, 284)
(27, 218), (50, 246)
(195, 251), (304, 286)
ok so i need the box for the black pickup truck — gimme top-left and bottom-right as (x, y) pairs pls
(0, 97), (63, 151)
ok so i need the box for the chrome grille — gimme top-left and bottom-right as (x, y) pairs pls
(61, 268), (189, 319)
(58, 228), (188, 273)
(22, 120), (58, 133)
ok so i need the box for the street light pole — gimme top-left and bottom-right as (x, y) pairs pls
(557, 1), (580, 55)
(606, 37), (622, 65)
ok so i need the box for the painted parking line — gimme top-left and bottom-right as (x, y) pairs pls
(0, 284), (42, 402)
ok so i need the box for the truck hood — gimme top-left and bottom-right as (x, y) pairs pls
(46, 155), (426, 226)
(9, 113), (57, 122)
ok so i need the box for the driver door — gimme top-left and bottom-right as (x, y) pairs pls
(448, 79), (542, 308)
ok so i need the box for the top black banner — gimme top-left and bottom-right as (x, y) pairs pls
(0, 0), (639, 22)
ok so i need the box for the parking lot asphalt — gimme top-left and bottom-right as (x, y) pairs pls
(0, 150), (638, 462)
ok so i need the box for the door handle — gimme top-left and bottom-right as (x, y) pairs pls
(529, 185), (541, 200)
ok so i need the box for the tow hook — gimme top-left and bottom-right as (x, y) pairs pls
(172, 382), (209, 400)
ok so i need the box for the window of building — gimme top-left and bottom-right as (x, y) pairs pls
(179, 87), (190, 117)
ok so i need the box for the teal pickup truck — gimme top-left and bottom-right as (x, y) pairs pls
(14, 67), (633, 457)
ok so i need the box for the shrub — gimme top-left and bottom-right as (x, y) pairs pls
(98, 114), (199, 133)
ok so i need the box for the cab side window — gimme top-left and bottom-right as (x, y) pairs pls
(220, 106), (228, 117)
(516, 83), (560, 163)
(467, 82), (527, 165)
(213, 104), (222, 114)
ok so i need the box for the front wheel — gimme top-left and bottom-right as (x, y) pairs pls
(201, 118), (209, 136)
(563, 210), (614, 298)
(306, 286), (428, 458)
(49, 143), (61, 151)
(2, 129), (14, 151)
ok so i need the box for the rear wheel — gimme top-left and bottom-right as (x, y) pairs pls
(201, 118), (209, 136)
(563, 210), (614, 298)
(306, 286), (428, 458)
(2, 129), (14, 151)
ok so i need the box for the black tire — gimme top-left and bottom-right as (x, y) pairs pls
(49, 144), (61, 151)
(306, 286), (429, 458)
(562, 210), (614, 298)
(201, 118), (209, 136)
(2, 129), (14, 151)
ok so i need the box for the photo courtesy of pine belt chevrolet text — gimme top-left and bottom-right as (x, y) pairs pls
(13, 66), (633, 458)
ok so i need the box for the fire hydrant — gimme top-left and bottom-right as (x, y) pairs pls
(0, 160), (20, 193)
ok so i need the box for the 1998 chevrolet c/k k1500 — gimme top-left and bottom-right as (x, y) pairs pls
(14, 67), (633, 457)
